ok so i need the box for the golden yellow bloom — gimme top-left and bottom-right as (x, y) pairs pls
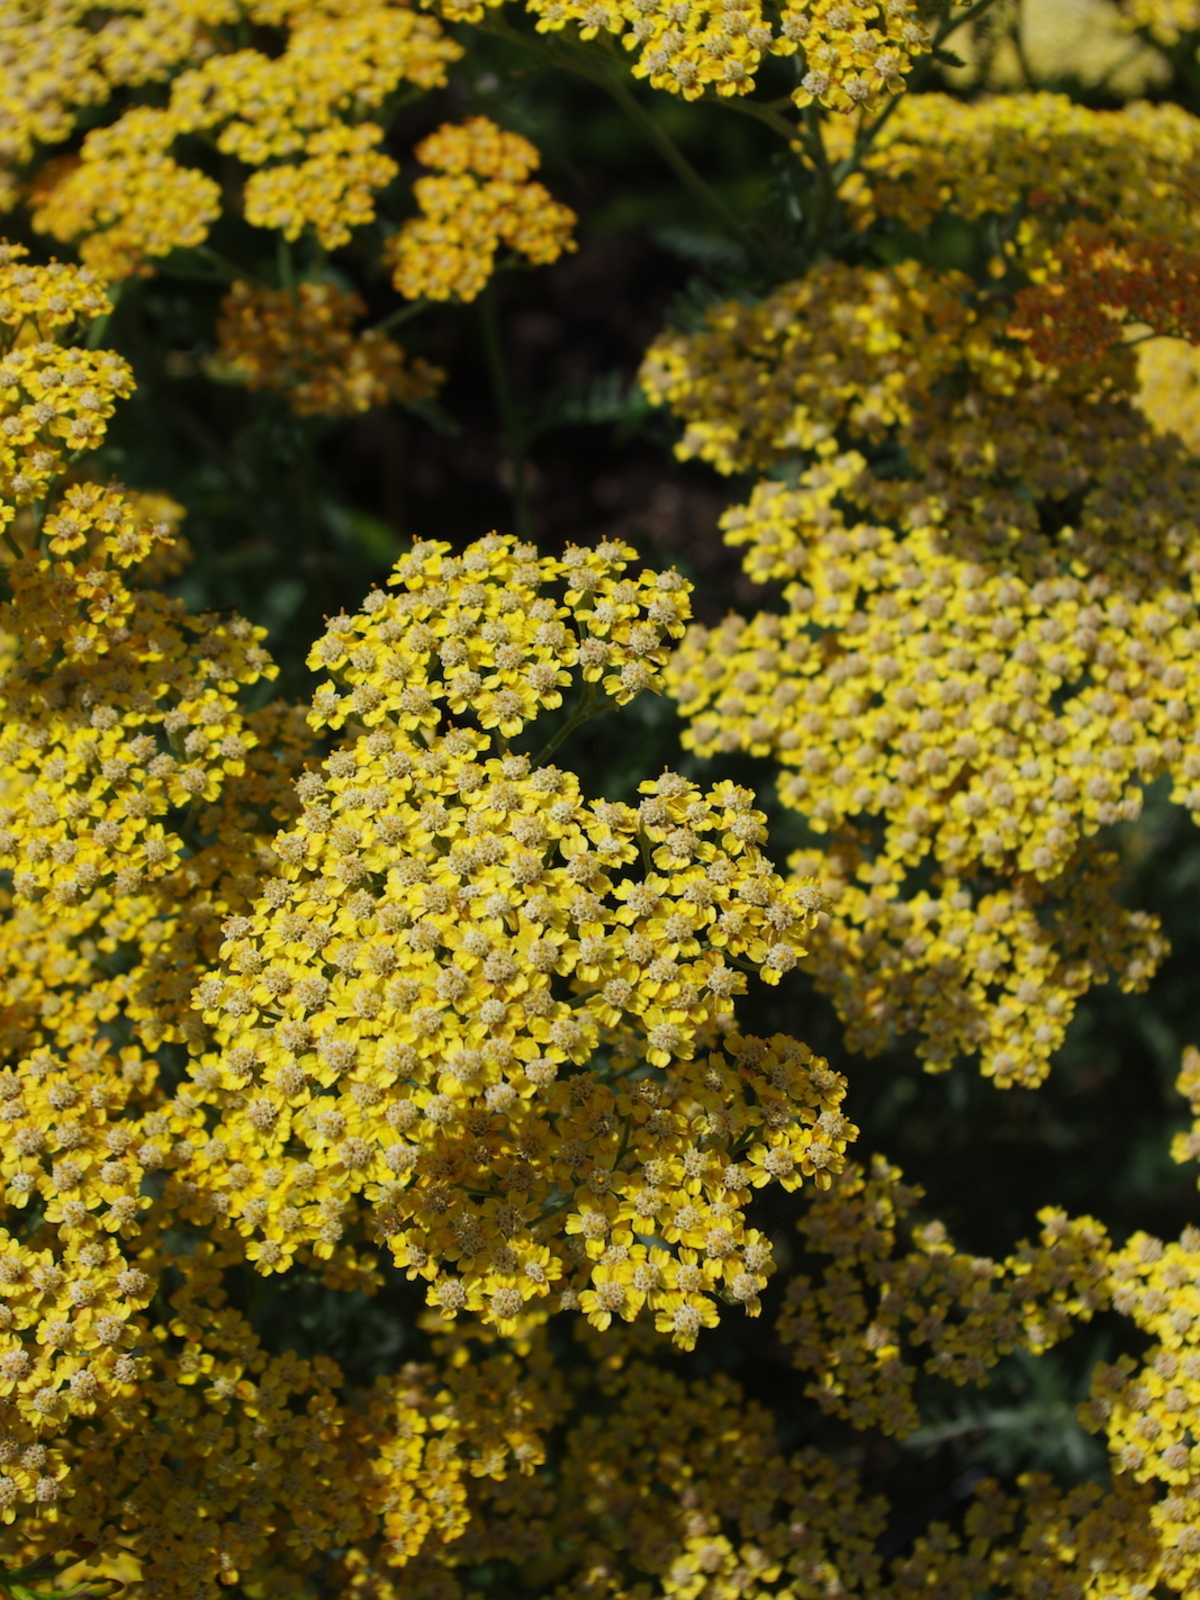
(243, 124), (399, 251)
(1138, 333), (1200, 453)
(24, 1), (462, 276)
(0, 0), (1196, 1577)
(182, 531), (840, 1338)
(215, 281), (443, 417)
(778, 1156), (1112, 1435)
(387, 118), (577, 303)
(32, 108), (221, 280)
(844, 92), (1200, 249)
(651, 258), (1197, 1085)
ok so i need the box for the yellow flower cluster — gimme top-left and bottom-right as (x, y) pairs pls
(388, 117), (577, 304)
(327, 1309), (1200, 1600)
(882, 1473), (1177, 1600)
(640, 260), (983, 476)
(351, 1335), (890, 1600)
(0, 249), (127, 517)
(785, 837), (1165, 1082)
(31, 107), (223, 282)
(433, 0), (932, 111)
(771, 1158), (1200, 1595)
(181, 531), (841, 1343)
(242, 125), (400, 252)
(215, 281), (444, 418)
(781, 0), (930, 113)
(0, 252), (570, 1589)
(650, 260), (1200, 1082)
(778, 1156), (1112, 1436)
(1, 215), (1199, 1600)
(841, 92), (1200, 248)
(0, 1216), (560, 1588)
(1082, 1226), (1200, 1506)
(0, 250), (862, 1583)
(0, 0), (228, 185)
(1123, 0), (1200, 45)
(0, 488), (276, 918)
(0, 243), (110, 335)
(27, 2), (461, 276)
(1137, 334), (1200, 453)
(167, 3), (460, 162)
(1172, 1044), (1200, 1176)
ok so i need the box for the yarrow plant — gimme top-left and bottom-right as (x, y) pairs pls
(0, 0), (1198, 1597)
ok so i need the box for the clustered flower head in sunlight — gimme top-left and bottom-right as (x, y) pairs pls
(646, 105), (1200, 1088)
(189, 531), (840, 1340)
(387, 117), (577, 302)
(26, 1), (462, 277)
(0, 0), (1198, 1596)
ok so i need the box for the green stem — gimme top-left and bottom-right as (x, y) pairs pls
(533, 1191), (575, 1227)
(610, 1112), (634, 1173)
(479, 283), (533, 541)
(476, 16), (769, 269)
(800, 103), (840, 257)
(1009, 1), (1035, 88)
(714, 95), (799, 143)
(635, 825), (654, 876)
(933, 0), (1010, 48)
(85, 285), (121, 350)
(532, 679), (604, 766)
(196, 244), (260, 284)
(276, 236), (297, 297)
(2, 525), (24, 563)
(373, 298), (430, 335)
(598, 69), (769, 268)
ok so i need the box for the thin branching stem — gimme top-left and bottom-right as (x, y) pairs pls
(477, 15), (771, 268)
(479, 282), (534, 540)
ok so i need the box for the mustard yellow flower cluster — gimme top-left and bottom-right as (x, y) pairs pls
(1137, 335), (1200, 453)
(1172, 1044), (1200, 1175)
(0, 256), (861, 1582)
(0, 255), (573, 1590)
(328, 1309), (1200, 1600)
(388, 118), (577, 304)
(0, 488), (276, 912)
(778, 1156), (1112, 1436)
(242, 125), (401, 253)
(167, 3), (460, 161)
(640, 260), (983, 476)
(215, 281), (444, 418)
(28, 1), (461, 276)
(785, 837), (1165, 1081)
(0, 243), (110, 335)
(433, 0), (932, 111)
(1082, 1226), (1200, 1508)
(765, 1160), (1200, 1595)
(879, 1473), (1178, 1600)
(1122, 0), (1200, 45)
(780, 0), (930, 113)
(0, 1215), (559, 1589)
(31, 107), (222, 283)
(180, 531), (841, 1343)
(842, 92), (1200, 249)
(353, 1342), (890, 1600)
(0, 245), (127, 516)
(1007, 223), (1200, 368)
(0, 0), (230, 193)
(650, 260), (1199, 1082)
